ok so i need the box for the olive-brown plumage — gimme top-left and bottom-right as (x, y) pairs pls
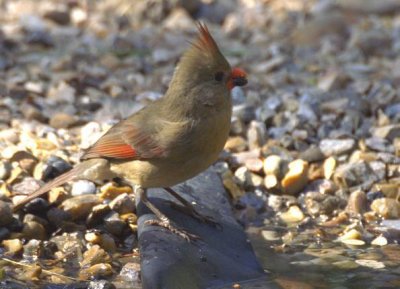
(13, 24), (247, 239)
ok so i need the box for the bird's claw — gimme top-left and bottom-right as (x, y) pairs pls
(144, 219), (200, 242)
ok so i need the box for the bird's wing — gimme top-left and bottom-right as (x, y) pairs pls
(81, 118), (165, 160)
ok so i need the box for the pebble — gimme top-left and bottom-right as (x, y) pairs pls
(104, 212), (127, 236)
(323, 157), (336, 180)
(2, 239), (23, 255)
(224, 136), (247, 152)
(71, 180), (97, 196)
(0, 200), (13, 226)
(333, 161), (377, 188)
(47, 81), (76, 104)
(118, 262), (140, 282)
(355, 259), (385, 269)
(60, 194), (101, 220)
(319, 139), (356, 156)
(280, 205), (305, 223)
(371, 198), (400, 219)
(281, 159), (308, 195)
(339, 229), (362, 242)
(49, 112), (79, 129)
(345, 190), (367, 215)
(247, 121), (267, 150)
(81, 245), (111, 268)
(371, 235), (388, 246)
(79, 263), (113, 280)
(109, 193), (136, 215)
(221, 170), (244, 200)
(21, 221), (47, 240)
(99, 182), (133, 200)
(263, 155), (283, 177)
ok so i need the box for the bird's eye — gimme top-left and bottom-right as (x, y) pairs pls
(214, 71), (224, 82)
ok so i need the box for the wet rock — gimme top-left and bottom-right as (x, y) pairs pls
(21, 221), (47, 240)
(355, 259), (385, 269)
(0, 200), (13, 226)
(261, 230), (280, 241)
(346, 190), (367, 215)
(281, 159), (308, 195)
(104, 211), (127, 236)
(118, 262), (140, 283)
(280, 206), (305, 224)
(109, 193), (135, 215)
(299, 145), (325, 163)
(79, 263), (113, 280)
(371, 235), (388, 246)
(302, 192), (343, 217)
(2, 239), (23, 256)
(81, 245), (111, 268)
(87, 204), (111, 227)
(319, 139), (355, 156)
(88, 280), (116, 289)
(0, 160), (12, 180)
(71, 180), (97, 196)
(60, 194), (100, 220)
(371, 198), (400, 219)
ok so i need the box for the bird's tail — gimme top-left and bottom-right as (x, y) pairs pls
(12, 164), (87, 212)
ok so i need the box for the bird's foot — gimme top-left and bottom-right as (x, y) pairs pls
(166, 201), (222, 229)
(144, 218), (200, 242)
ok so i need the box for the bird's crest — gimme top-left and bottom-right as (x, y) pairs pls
(190, 23), (221, 56)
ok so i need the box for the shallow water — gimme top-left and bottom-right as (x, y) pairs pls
(246, 233), (400, 289)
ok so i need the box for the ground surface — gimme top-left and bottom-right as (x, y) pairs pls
(0, 0), (400, 288)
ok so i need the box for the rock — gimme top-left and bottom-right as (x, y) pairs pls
(318, 69), (349, 92)
(164, 8), (194, 30)
(339, 229), (362, 241)
(41, 155), (72, 182)
(372, 124), (400, 142)
(253, 56), (287, 73)
(99, 182), (133, 200)
(244, 158), (263, 173)
(21, 221), (47, 240)
(224, 136), (247, 152)
(247, 121), (267, 150)
(355, 259), (385, 269)
(88, 280), (116, 289)
(71, 180), (97, 196)
(323, 157), (336, 179)
(60, 195), (101, 220)
(365, 137), (394, 153)
(87, 204), (111, 228)
(2, 239), (23, 255)
(79, 263), (113, 280)
(371, 235), (388, 246)
(346, 190), (367, 215)
(371, 198), (400, 219)
(281, 159), (308, 195)
(263, 155), (283, 177)
(280, 206), (305, 223)
(81, 245), (111, 268)
(49, 112), (79, 129)
(299, 145), (325, 163)
(0, 161), (11, 180)
(221, 170), (244, 200)
(118, 262), (140, 282)
(264, 174), (279, 190)
(333, 161), (378, 188)
(319, 139), (355, 156)
(104, 211), (127, 236)
(0, 200), (13, 226)
(43, 9), (70, 25)
(261, 230), (280, 241)
(109, 193), (136, 215)
(47, 81), (76, 103)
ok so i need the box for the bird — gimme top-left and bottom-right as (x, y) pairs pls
(13, 23), (248, 241)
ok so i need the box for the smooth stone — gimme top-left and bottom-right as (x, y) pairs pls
(109, 193), (136, 215)
(319, 139), (355, 156)
(71, 180), (97, 196)
(0, 200), (13, 226)
(281, 159), (309, 195)
(60, 195), (100, 220)
(355, 259), (385, 269)
(345, 190), (367, 215)
(371, 198), (400, 219)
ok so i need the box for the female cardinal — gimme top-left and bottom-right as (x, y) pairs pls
(13, 23), (247, 240)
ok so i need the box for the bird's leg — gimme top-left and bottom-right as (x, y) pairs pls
(136, 186), (199, 242)
(163, 187), (221, 229)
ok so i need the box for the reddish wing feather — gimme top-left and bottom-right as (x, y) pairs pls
(81, 122), (164, 160)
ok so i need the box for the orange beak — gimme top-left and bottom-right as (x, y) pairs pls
(227, 67), (247, 90)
